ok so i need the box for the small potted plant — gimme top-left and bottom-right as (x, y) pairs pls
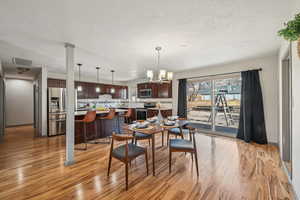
(278, 13), (300, 58)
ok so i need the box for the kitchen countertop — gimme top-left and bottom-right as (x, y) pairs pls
(147, 107), (172, 111)
(74, 109), (128, 116)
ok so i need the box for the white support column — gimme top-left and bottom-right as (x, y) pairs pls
(64, 43), (75, 166)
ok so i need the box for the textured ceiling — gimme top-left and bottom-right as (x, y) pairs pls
(0, 0), (292, 81)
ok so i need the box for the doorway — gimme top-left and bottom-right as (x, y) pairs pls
(187, 74), (241, 136)
(1, 64), (42, 141)
(281, 51), (292, 178)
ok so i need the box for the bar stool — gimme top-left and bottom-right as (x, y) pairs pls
(120, 108), (133, 124)
(75, 110), (97, 150)
(99, 109), (120, 138)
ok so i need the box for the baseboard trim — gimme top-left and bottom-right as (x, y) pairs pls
(6, 123), (34, 128)
(268, 142), (279, 147)
(280, 158), (298, 200)
(64, 160), (75, 166)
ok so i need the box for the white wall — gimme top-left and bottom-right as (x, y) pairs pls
(5, 79), (34, 126)
(291, 38), (300, 199)
(173, 54), (279, 144)
(278, 1), (300, 198)
(37, 66), (48, 136)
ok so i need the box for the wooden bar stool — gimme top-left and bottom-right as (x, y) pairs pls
(99, 109), (118, 139)
(75, 110), (97, 150)
(120, 108), (133, 124)
(107, 133), (148, 190)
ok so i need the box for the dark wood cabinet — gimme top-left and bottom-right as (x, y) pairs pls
(147, 109), (172, 118)
(48, 79), (128, 99)
(137, 81), (172, 98)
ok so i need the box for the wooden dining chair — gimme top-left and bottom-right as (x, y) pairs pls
(75, 110), (97, 150)
(167, 120), (191, 145)
(169, 126), (199, 176)
(107, 133), (149, 190)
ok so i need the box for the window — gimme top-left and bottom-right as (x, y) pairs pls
(187, 74), (241, 136)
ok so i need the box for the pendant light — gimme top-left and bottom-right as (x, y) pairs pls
(95, 67), (101, 93)
(77, 63), (83, 92)
(110, 70), (115, 94)
(146, 46), (173, 82)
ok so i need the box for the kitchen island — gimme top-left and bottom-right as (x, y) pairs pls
(75, 109), (127, 144)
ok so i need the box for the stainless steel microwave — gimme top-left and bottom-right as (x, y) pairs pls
(139, 88), (152, 98)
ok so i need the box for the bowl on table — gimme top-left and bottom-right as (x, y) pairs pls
(147, 117), (157, 123)
(164, 120), (176, 126)
(135, 122), (149, 129)
(167, 116), (179, 121)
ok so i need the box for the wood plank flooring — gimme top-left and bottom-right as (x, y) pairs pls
(0, 126), (295, 200)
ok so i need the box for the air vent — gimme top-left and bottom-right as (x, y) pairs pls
(12, 57), (32, 66)
(16, 67), (30, 74)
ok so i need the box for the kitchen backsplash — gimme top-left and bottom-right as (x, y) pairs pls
(77, 98), (173, 110)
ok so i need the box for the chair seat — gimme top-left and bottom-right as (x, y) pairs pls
(169, 128), (189, 135)
(112, 143), (145, 160)
(135, 132), (151, 139)
(169, 139), (193, 150)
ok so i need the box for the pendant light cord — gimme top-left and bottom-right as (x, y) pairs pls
(78, 64), (82, 82)
(111, 70), (114, 85)
(97, 68), (99, 83)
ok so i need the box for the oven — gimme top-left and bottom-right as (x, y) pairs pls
(136, 108), (148, 120)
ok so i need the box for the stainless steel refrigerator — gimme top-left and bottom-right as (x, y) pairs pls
(47, 88), (66, 136)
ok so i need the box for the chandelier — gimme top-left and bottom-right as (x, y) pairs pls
(147, 46), (173, 82)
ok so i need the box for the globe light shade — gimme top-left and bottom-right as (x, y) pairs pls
(167, 72), (173, 80)
(77, 85), (83, 92)
(96, 87), (101, 93)
(110, 87), (115, 94)
(159, 69), (166, 80)
(147, 70), (154, 81)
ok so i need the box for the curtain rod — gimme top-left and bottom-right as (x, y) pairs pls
(179, 68), (262, 80)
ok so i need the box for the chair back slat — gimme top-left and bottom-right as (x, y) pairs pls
(112, 133), (133, 141)
(83, 111), (97, 123)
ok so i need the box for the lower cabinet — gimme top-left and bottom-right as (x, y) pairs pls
(147, 109), (172, 118)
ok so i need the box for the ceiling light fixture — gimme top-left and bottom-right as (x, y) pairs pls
(110, 70), (115, 94)
(147, 46), (173, 82)
(77, 63), (83, 92)
(96, 67), (101, 93)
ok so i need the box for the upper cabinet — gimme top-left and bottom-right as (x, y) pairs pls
(137, 82), (172, 98)
(48, 79), (128, 99)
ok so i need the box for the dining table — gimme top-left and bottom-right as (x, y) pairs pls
(123, 119), (188, 176)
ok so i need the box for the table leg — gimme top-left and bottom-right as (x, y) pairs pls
(152, 133), (155, 176)
(161, 130), (164, 147)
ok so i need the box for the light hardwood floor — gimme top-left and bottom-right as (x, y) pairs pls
(0, 126), (295, 200)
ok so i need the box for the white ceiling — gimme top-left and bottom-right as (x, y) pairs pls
(0, 0), (292, 81)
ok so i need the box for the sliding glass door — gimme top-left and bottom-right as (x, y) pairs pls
(187, 79), (212, 130)
(187, 75), (241, 136)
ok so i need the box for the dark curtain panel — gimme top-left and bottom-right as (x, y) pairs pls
(177, 79), (187, 118)
(237, 70), (268, 144)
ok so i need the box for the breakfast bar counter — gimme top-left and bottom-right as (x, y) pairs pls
(75, 109), (127, 144)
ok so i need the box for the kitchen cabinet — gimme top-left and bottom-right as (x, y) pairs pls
(137, 81), (172, 98)
(147, 109), (172, 118)
(48, 79), (128, 99)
